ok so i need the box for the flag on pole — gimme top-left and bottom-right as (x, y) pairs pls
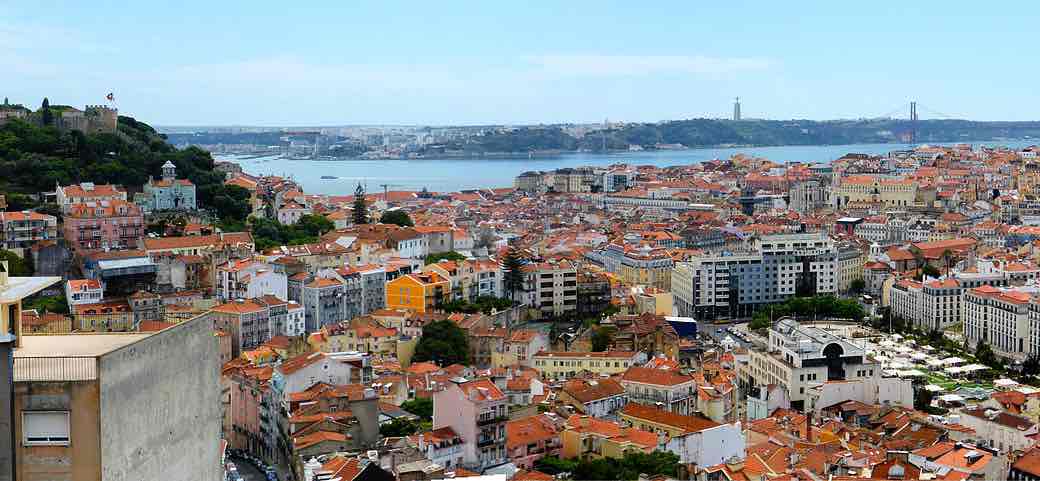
(106, 92), (115, 102)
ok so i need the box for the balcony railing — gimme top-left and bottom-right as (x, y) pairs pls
(476, 415), (508, 426)
(13, 356), (98, 382)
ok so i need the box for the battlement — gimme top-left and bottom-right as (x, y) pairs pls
(85, 105), (117, 113)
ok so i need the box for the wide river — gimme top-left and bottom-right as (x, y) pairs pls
(219, 140), (1034, 195)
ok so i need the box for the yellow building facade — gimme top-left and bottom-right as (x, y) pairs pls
(531, 351), (639, 381)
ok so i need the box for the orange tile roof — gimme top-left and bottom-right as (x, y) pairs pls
(279, 352), (325, 375)
(506, 414), (558, 450)
(621, 402), (719, 433)
(1014, 446), (1040, 477)
(621, 366), (694, 386)
(933, 445), (993, 472)
(143, 232), (253, 251)
(293, 430), (348, 450)
(210, 299), (266, 314)
(458, 378), (505, 402)
(317, 456), (364, 481)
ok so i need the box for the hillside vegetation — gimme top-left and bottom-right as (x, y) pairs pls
(0, 116), (250, 224)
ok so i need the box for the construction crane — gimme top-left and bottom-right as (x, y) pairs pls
(379, 183), (405, 202)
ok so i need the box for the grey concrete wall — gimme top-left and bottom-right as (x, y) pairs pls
(349, 397), (379, 449)
(0, 343), (12, 481)
(98, 314), (222, 481)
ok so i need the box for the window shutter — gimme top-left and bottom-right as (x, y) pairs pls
(23, 411), (70, 445)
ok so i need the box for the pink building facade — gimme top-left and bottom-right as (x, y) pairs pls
(62, 200), (144, 251)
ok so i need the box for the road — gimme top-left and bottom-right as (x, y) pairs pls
(229, 456), (267, 481)
(699, 320), (753, 350)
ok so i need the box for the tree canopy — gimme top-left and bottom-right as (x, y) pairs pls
(412, 320), (470, 366)
(501, 246), (526, 301)
(379, 210), (413, 227)
(249, 214), (334, 252)
(425, 251), (467, 265)
(591, 326), (615, 352)
(353, 184), (368, 225)
(441, 296), (513, 315)
(536, 452), (679, 481)
(0, 113), (250, 227)
(750, 295), (866, 330)
(379, 418), (422, 437)
(400, 397), (433, 421)
(0, 249), (32, 276)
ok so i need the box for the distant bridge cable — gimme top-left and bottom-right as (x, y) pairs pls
(915, 104), (965, 120)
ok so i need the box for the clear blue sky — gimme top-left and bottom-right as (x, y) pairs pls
(2, 1), (1036, 126)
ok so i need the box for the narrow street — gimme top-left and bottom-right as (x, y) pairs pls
(229, 456), (267, 481)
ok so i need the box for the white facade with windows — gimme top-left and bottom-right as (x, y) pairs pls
(673, 233), (837, 321)
(740, 318), (883, 411)
(964, 286), (1036, 361)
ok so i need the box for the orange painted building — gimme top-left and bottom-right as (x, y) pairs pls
(385, 272), (450, 313)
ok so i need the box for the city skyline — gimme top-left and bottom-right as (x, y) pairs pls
(4, 1), (1040, 126)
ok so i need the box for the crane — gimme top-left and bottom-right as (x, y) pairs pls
(379, 183), (406, 202)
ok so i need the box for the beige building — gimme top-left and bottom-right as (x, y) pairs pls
(836, 244), (867, 293)
(833, 175), (917, 208)
(531, 351), (641, 381)
(523, 261), (578, 318)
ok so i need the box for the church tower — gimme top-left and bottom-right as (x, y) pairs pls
(162, 161), (176, 182)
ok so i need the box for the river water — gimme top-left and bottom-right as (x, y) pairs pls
(219, 140), (1034, 195)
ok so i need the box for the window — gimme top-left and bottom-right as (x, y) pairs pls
(23, 411), (70, 446)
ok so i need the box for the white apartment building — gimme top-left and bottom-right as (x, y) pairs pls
(741, 318), (885, 412)
(963, 285), (1035, 361)
(620, 366), (697, 415)
(888, 278), (962, 332)
(522, 260), (577, 318)
(218, 259), (288, 302)
(673, 233), (837, 320)
(65, 279), (103, 306)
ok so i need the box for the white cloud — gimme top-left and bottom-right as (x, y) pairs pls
(530, 54), (773, 77)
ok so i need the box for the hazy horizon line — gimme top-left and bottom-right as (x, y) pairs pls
(153, 115), (1040, 132)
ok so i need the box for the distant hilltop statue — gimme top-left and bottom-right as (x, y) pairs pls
(0, 98), (118, 134)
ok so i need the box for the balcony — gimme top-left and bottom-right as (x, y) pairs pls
(476, 415), (508, 426)
(477, 437), (503, 448)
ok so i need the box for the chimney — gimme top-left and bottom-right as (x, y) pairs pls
(418, 433), (426, 452)
(805, 411), (813, 443)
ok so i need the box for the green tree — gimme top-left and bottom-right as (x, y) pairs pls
(501, 246), (526, 302)
(568, 451), (680, 481)
(442, 296), (513, 315)
(413, 320), (470, 366)
(400, 397), (433, 421)
(425, 251), (467, 265)
(914, 385), (935, 411)
(0, 249), (32, 276)
(379, 210), (414, 227)
(1023, 354), (1040, 377)
(379, 418), (422, 437)
(850, 278), (866, 293)
(591, 326), (614, 352)
(353, 183), (369, 225)
(296, 214), (334, 238)
(40, 98), (53, 126)
(921, 264), (941, 279)
(535, 456), (578, 476)
(3, 192), (37, 211)
(975, 343), (1002, 369)
(22, 294), (68, 314)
